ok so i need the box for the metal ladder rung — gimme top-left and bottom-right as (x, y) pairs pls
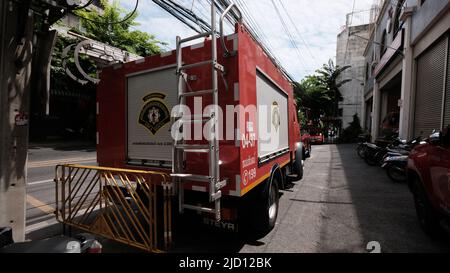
(175, 144), (210, 153)
(179, 31), (213, 44)
(179, 60), (212, 71)
(182, 204), (215, 214)
(179, 89), (214, 98)
(210, 190), (221, 201)
(171, 173), (211, 182)
(179, 61), (225, 73)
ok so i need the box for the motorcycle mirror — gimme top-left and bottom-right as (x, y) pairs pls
(429, 131), (441, 145)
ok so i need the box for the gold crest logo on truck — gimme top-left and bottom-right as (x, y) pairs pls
(272, 101), (280, 132)
(139, 93), (170, 135)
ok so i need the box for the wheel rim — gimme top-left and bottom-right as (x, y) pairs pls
(268, 184), (277, 220)
(388, 167), (406, 182)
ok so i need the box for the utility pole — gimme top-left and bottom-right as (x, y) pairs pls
(0, 0), (34, 242)
(0, 0), (77, 242)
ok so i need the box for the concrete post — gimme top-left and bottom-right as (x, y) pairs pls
(0, 1), (34, 242)
(399, 9), (415, 140)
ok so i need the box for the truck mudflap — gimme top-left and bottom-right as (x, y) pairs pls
(54, 164), (173, 252)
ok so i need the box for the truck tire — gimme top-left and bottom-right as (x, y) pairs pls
(412, 177), (442, 237)
(254, 177), (280, 235)
(293, 147), (304, 181)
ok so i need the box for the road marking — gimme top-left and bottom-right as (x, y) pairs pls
(26, 218), (59, 234)
(27, 157), (97, 168)
(28, 179), (54, 185)
(26, 194), (55, 215)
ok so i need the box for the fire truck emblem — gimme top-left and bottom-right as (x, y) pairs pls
(139, 93), (170, 135)
(272, 101), (280, 132)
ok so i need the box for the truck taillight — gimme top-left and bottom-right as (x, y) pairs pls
(221, 208), (236, 222)
(87, 240), (102, 253)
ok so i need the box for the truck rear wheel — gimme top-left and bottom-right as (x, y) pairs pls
(252, 177), (280, 235)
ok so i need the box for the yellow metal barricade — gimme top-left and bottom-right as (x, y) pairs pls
(54, 164), (173, 252)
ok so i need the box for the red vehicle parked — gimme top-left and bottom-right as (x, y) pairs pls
(301, 129), (312, 159)
(407, 125), (450, 236)
(308, 128), (324, 144)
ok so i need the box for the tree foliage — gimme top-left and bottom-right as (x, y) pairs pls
(315, 59), (351, 117)
(74, 0), (165, 56)
(294, 59), (351, 128)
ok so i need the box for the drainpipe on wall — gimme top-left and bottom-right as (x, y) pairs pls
(399, 6), (416, 140)
(371, 17), (381, 141)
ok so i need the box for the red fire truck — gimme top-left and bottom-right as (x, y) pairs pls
(95, 5), (304, 234)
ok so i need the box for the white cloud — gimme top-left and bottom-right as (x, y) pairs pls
(120, 0), (375, 81)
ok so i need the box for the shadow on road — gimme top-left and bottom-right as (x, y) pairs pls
(318, 144), (450, 253)
(28, 140), (96, 152)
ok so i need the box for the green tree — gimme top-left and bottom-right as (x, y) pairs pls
(294, 75), (332, 126)
(315, 59), (351, 117)
(74, 0), (165, 56)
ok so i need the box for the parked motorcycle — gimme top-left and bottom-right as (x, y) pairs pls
(364, 136), (421, 166)
(363, 143), (404, 166)
(380, 137), (426, 182)
(356, 133), (371, 159)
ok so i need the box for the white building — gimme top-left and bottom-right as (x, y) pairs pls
(336, 22), (373, 129)
(362, 0), (450, 140)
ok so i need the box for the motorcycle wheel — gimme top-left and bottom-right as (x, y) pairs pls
(364, 151), (379, 166)
(357, 144), (366, 159)
(386, 165), (407, 183)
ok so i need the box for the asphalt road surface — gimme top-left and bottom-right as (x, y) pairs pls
(26, 141), (96, 235)
(25, 143), (450, 252)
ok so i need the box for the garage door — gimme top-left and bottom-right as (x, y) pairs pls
(444, 38), (450, 127)
(414, 36), (448, 137)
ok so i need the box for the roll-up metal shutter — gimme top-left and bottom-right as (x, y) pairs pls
(414, 36), (447, 137)
(444, 36), (450, 127)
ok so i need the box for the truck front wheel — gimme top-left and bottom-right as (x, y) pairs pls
(293, 148), (304, 181)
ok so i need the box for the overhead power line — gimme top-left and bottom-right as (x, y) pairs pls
(152, 0), (296, 82)
(269, 0), (306, 73)
(277, 0), (320, 68)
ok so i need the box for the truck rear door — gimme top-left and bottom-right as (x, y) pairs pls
(126, 65), (177, 167)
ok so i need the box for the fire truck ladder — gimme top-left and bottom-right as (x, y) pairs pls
(172, 2), (241, 221)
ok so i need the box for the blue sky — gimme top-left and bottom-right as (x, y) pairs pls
(120, 0), (376, 81)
